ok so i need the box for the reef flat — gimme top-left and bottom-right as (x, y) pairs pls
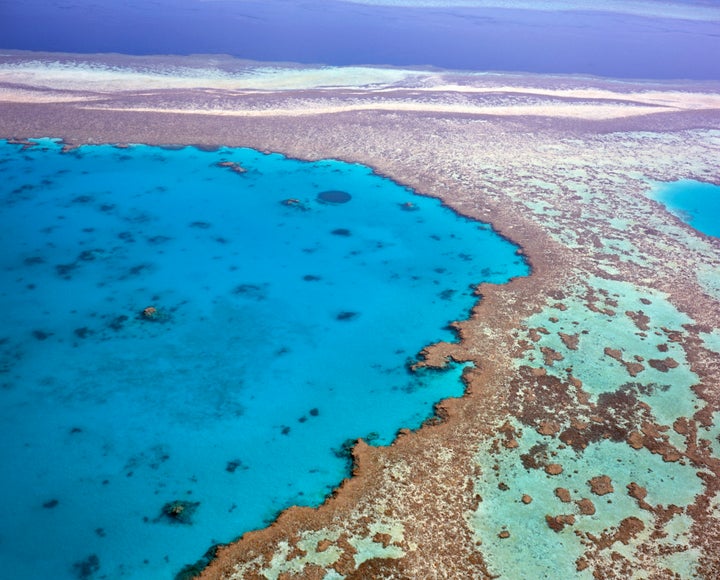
(2, 51), (720, 578)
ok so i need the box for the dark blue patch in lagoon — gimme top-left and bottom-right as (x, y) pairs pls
(318, 190), (352, 204)
(651, 180), (720, 238)
(0, 138), (528, 579)
(1, 1), (719, 79)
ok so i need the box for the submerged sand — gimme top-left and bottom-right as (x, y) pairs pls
(2, 50), (720, 579)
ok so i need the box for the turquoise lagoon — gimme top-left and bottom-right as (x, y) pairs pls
(651, 180), (720, 238)
(0, 139), (527, 579)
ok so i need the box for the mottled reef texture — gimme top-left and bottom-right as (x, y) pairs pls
(2, 52), (720, 579)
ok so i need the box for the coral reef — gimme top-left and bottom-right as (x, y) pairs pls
(1, 51), (719, 579)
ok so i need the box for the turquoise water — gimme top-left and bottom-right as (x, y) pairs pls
(0, 139), (527, 579)
(651, 180), (720, 237)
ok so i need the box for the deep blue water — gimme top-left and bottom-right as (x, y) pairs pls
(651, 180), (720, 237)
(0, 139), (527, 579)
(1, 0), (719, 79)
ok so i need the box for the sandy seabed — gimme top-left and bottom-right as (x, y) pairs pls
(2, 50), (720, 579)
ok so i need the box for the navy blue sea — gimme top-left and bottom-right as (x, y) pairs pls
(651, 180), (720, 238)
(1, 0), (719, 79)
(0, 139), (527, 579)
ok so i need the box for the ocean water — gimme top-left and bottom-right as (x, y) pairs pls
(0, 138), (527, 579)
(1, 0), (719, 79)
(651, 180), (720, 238)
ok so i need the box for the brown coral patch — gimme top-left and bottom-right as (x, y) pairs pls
(603, 347), (645, 376)
(346, 558), (411, 579)
(330, 536), (358, 576)
(648, 357), (679, 372)
(520, 443), (550, 470)
(625, 310), (650, 331)
(545, 514), (576, 532)
(317, 539), (332, 553)
(576, 498), (596, 515)
(615, 516), (645, 545)
(558, 332), (580, 350)
(512, 367), (651, 455)
(624, 362), (645, 377)
(673, 417), (689, 436)
(570, 418), (589, 431)
(528, 329), (542, 342)
(545, 463), (563, 475)
(372, 533), (392, 548)
(626, 482), (652, 511)
(588, 475), (614, 496)
(498, 421), (520, 449)
(604, 347), (623, 362)
(627, 431), (644, 449)
(541, 346), (564, 367)
(584, 517), (645, 552)
(538, 421), (561, 436)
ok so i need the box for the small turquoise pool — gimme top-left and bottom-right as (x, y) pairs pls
(651, 179), (720, 238)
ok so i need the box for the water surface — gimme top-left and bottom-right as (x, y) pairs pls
(0, 138), (527, 579)
(1, 0), (719, 79)
(651, 180), (720, 238)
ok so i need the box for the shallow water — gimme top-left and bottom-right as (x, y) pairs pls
(0, 138), (527, 579)
(650, 180), (720, 238)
